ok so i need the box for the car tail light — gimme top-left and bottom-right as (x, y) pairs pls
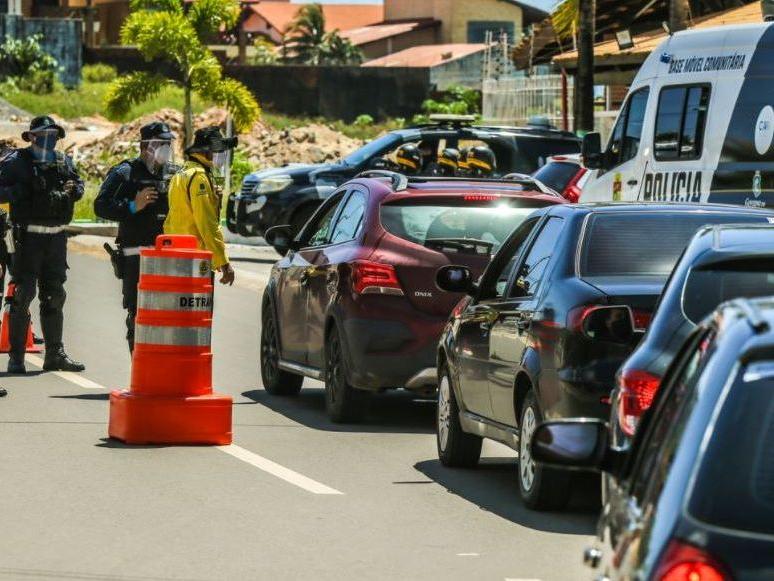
(561, 168), (588, 203)
(655, 539), (729, 581)
(568, 305), (652, 334)
(463, 194), (500, 202)
(618, 368), (661, 436)
(351, 261), (403, 296)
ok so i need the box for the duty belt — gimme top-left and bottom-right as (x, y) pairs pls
(26, 225), (65, 234)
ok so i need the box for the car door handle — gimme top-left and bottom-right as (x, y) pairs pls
(627, 179), (638, 186)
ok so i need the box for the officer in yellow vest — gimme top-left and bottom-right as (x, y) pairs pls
(164, 126), (236, 286)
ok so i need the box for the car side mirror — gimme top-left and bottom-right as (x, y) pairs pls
(264, 224), (297, 256)
(581, 132), (606, 170)
(531, 420), (610, 471)
(582, 306), (635, 344)
(436, 265), (477, 295)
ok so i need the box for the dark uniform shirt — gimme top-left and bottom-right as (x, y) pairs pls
(0, 147), (84, 226)
(94, 158), (169, 248)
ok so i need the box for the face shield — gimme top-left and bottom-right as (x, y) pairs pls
(30, 129), (60, 160)
(142, 139), (175, 173)
(211, 150), (230, 174)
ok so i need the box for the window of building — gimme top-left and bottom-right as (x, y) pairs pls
(467, 21), (515, 43)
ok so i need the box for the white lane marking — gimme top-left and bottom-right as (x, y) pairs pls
(505, 578), (542, 581)
(456, 553), (480, 557)
(217, 444), (344, 495)
(25, 355), (105, 390)
(23, 357), (343, 495)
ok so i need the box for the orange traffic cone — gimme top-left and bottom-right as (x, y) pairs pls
(0, 283), (42, 354)
(109, 235), (232, 445)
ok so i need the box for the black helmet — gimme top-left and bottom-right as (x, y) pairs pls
(185, 125), (238, 155)
(467, 145), (496, 176)
(395, 143), (423, 175)
(438, 148), (460, 176)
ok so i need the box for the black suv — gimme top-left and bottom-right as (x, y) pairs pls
(615, 222), (774, 442)
(434, 203), (772, 510)
(532, 298), (774, 580)
(226, 118), (580, 239)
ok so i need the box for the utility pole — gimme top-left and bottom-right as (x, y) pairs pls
(576, 0), (595, 133)
(669, 0), (690, 33)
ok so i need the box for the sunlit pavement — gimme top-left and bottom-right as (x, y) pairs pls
(0, 242), (596, 581)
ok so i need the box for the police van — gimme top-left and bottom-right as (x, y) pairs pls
(581, 22), (774, 208)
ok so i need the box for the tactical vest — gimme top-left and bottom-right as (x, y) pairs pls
(116, 158), (170, 248)
(12, 149), (76, 226)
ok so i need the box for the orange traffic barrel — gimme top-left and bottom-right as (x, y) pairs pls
(0, 282), (41, 354)
(108, 235), (232, 445)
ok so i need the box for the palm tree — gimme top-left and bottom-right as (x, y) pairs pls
(282, 3), (363, 66)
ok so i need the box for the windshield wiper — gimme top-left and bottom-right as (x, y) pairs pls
(424, 238), (496, 254)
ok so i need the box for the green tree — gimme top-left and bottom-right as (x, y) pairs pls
(252, 37), (279, 65)
(105, 0), (261, 145)
(282, 3), (363, 65)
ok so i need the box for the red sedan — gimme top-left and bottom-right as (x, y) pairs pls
(260, 172), (564, 422)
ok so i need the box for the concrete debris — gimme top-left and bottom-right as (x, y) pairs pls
(69, 108), (363, 180)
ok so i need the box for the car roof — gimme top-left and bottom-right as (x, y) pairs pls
(383, 186), (564, 206)
(545, 153), (583, 164)
(710, 298), (774, 363)
(393, 124), (580, 141)
(547, 202), (774, 215)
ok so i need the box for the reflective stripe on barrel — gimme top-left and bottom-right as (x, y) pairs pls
(141, 256), (212, 278)
(138, 290), (213, 312)
(135, 324), (211, 347)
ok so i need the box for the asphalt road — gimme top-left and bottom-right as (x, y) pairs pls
(0, 238), (597, 581)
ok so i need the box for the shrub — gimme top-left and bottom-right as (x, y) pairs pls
(421, 85), (481, 117)
(230, 149), (253, 190)
(82, 63), (117, 83)
(353, 114), (373, 127)
(0, 35), (59, 94)
(251, 37), (279, 65)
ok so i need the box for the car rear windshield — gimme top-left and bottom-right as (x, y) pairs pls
(683, 260), (774, 323)
(580, 213), (769, 277)
(380, 198), (542, 255)
(688, 361), (774, 536)
(532, 161), (581, 193)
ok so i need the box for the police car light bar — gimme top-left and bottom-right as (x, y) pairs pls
(428, 114), (477, 124)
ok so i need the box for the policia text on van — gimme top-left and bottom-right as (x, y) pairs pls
(580, 21), (774, 209)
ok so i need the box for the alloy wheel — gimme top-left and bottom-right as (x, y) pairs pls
(519, 405), (537, 492)
(437, 375), (452, 452)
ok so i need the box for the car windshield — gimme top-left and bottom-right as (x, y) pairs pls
(532, 161), (581, 193)
(380, 198), (540, 255)
(580, 213), (769, 277)
(343, 133), (402, 166)
(682, 260), (774, 323)
(688, 361), (774, 536)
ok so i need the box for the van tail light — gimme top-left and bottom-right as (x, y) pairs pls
(351, 261), (404, 296)
(618, 368), (661, 436)
(562, 168), (587, 203)
(655, 539), (729, 581)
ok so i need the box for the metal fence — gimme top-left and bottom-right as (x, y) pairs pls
(482, 74), (572, 129)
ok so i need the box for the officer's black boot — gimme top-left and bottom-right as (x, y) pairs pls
(0, 386), (7, 397)
(7, 311), (30, 375)
(43, 348), (85, 372)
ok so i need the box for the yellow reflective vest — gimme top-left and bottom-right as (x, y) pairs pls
(164, 158), (228, 269)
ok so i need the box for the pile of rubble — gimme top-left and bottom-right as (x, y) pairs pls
(71, 108), (363, 180)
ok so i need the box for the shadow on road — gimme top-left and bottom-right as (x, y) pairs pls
(50, 393), (109, 401)
(95, 437), (169, 450)
(241, 387), (436, 434)
(415, 458), (599, 535)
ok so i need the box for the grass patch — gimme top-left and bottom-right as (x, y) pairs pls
(74, 181), (99, 221)
(4, 81), (211, 120)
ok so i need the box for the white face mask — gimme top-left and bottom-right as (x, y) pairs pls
(143, 140), (173, 171)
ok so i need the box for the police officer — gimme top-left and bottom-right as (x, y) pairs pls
(94, 122), (175, 352)
(0, 116), (85, 374)
(394, 143), (423, 176)
(431, 148), (461, 177)
(467, 145), (497, 177)
(165, 126), (235, 286)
